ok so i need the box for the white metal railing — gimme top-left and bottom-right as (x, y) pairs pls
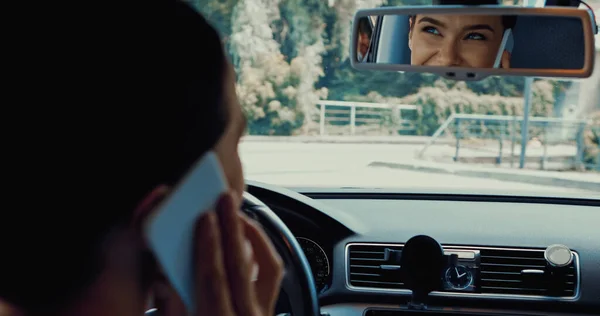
(315, 100), (418, 136)
(417, 113), (599, 170)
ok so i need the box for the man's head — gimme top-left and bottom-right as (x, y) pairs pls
(357, 17), (373, 61)
(408, 14), (516, 68)
(0, 1), (246, 315)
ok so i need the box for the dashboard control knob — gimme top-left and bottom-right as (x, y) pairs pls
(544, 244), (573, 267)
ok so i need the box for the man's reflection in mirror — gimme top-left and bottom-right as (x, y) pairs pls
(357, 18), (373, 63)
(408, 14), (516, 68)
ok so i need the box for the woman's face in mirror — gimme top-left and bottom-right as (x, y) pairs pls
(408, 14), (510, 68)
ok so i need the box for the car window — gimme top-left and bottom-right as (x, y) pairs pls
(194, 0), (600, 195)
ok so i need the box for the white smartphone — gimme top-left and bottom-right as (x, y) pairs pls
(493, 28), (514, 68)
(144, 151), (228, 312)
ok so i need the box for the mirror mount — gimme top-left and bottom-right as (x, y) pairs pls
(545, 0), (581, 7)
(577, 0), (599, 34)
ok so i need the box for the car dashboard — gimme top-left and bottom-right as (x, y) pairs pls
(246, 181), (600, 316)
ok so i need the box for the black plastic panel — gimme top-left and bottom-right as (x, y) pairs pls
(245, 183), (600, 313)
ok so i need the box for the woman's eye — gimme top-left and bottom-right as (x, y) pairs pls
(465, 32), (486, 40)
(422, 26), (441, 36)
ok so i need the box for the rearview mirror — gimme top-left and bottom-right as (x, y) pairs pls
(351, 6), (597, 80)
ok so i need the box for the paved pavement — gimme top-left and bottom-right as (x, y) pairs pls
(239, 140), (600, 195)
(242, 135), (449, 145)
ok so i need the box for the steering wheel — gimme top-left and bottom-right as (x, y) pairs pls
(242, 192), (320, 316)
(145, 192), (320, 316)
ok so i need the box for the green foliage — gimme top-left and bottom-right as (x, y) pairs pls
(279, 0), (329, 58)
(583, 111), (600, 169)
(353, 78), (556, 136)
(193, 0), (238, 43)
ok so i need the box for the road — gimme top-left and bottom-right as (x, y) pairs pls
(239, 141), (597, 194)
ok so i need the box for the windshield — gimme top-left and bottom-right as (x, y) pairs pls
(196, 0), (600, 195)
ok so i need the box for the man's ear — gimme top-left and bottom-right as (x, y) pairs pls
(132, 185), (170, 230)
(501, 50), (511, 69)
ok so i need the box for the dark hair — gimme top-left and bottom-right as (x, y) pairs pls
(0, 0), (228, 313)
(358, 17), (373, 37)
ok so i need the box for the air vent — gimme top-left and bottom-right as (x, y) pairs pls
(347, 244), (407, 289)
(479, 248), (577, 297)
